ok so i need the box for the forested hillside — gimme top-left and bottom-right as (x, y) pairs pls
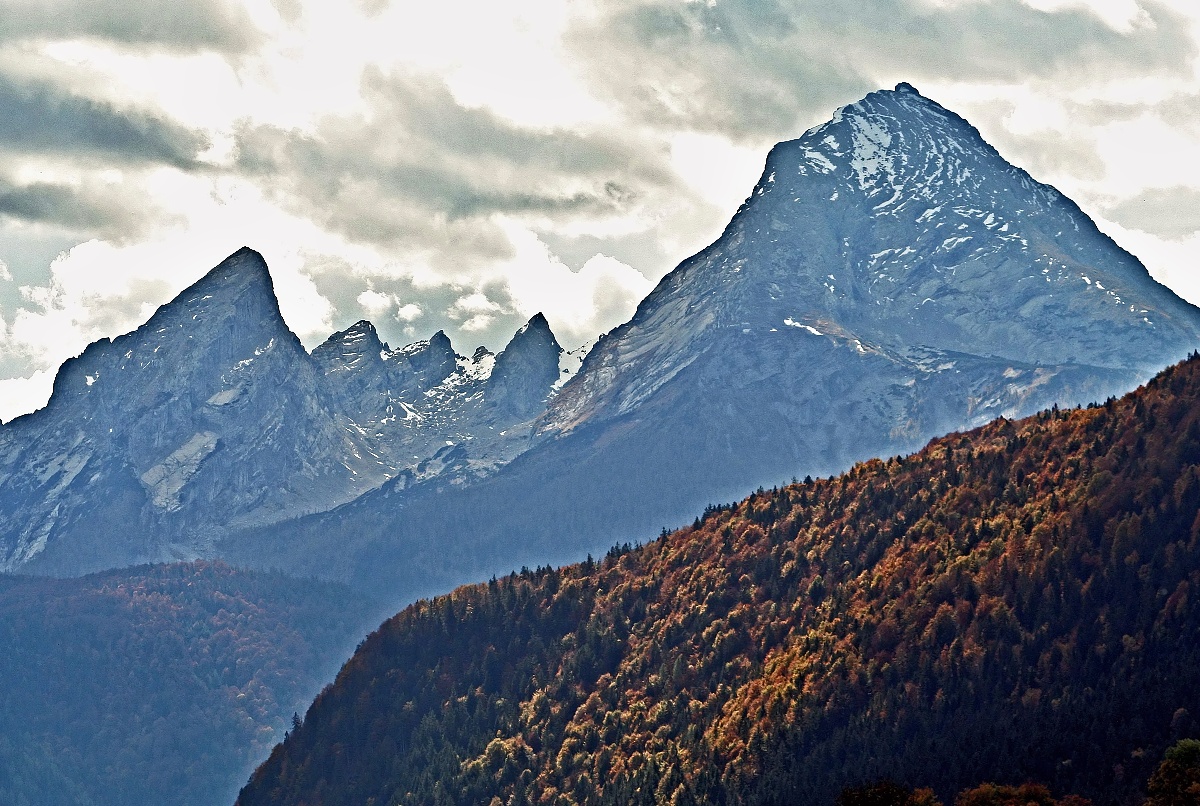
(239, 355), (1200, 806)
(0, 562), (380, 806)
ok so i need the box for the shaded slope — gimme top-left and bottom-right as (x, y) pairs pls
(239, 354), (1200, 806)
(0, 562), (381, 806)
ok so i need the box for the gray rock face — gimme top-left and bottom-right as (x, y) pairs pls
(487, 313), (563, 420)
(0, 248), (367, 573)
(0, 248), (564, 574)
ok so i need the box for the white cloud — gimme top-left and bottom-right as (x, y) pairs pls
(1092, 113), (1200, 193)
(447, 291), (504, 335)
(1019, 0), (1152, 33)
(395, 302), (422, 322)
(0, 368), (54, 422)
(669, 132), (766, 210)
(356, 289), (424, 323)
(499, 223), (653, 348)
(0, 258), (10, 281)
(356, 288), (394, 317)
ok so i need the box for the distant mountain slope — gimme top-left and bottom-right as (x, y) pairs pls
(0, 562), (381, 806)
(237, 354), (1200, 806)
(0, 248), (564, 575)
(227, 84), (1200, 599)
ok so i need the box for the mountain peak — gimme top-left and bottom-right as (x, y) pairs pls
(502, 313), (561, 355)
(143, 247), (287, 340)
(487, 314), (562, 419)
(312, 320), (386, 375)
(543, 84), (1200, 435)
(188, 246), (275, 298)
(46, 247), (296, 406)
(521, 312), (551, 333)
(321, 320), (383, 351)
(345, 319), (379, 337)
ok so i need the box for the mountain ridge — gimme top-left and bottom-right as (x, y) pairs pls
(0, 246), (572, 574)
(0, 560), (382, 806)
(3, 84), (1199, 590)
(223, 83), (1200, 599)
(542, 83), (1191, 436)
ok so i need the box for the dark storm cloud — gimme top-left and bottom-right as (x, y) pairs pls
(0, 74), (210, 170)
(565, 0), (1196, 142)
(0, 177), (167, 237)
(0, 0), (259, 53)
(236, 69), (679, 264)
(1105, 187), (1200, 240)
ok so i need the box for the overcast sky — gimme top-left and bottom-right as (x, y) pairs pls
(0, 0), (1197, 421)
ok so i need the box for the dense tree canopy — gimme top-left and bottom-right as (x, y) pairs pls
(239, 355), (1200, 806)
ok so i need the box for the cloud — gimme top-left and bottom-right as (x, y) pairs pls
(234, 68), (680, 268)
(304, 259), (505, 350)
(395, 302), (422, 322)
(563, 0), (1195, 143)
(948, 96), (1109, 183)
(0, 368), (55, 423)
(0, 0), (260, 53)
(1104, 187), (1200, 239)
(0, 259), (11, 282)
(355, 288), (424, 323)
(447, 291), (505, 333)
(0, 73), (210, 169)
(499, 227), (654, 347)
(0, 177), (168, 237)
(299, 227), (654, 354)
(356, 288), (395, 317)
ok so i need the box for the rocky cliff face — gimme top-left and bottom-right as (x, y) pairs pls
(0, 249), (565, 575)
(487, 314), (564, 420)
(0, 248), (361, 572)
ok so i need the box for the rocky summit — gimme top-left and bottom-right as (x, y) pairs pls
(0, 248), (564, 575)
(225, 84), (1200, 600)
(544, 83), (1196, 439)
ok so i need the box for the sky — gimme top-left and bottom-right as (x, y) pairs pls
(0, 0), (1197, 422)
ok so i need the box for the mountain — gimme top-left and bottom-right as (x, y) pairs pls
(544, 82), (1195, 438)
(0, 247), (564, 574)
(236, 354), (1200, 806)
(0, 561), (381, 806)
(223, 84), (1200, 599)
(3, 84), (1198, 588)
